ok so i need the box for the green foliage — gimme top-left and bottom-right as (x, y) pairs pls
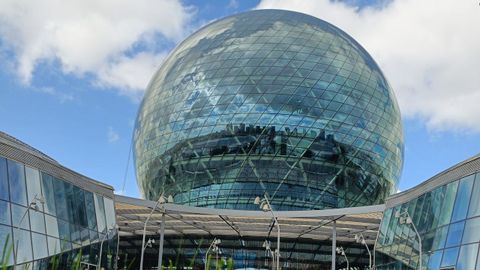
(226, 257), (234, 270)
(1, 234), (12, 270)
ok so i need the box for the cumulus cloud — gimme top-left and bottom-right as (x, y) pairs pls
(0, 0), (192, 94)
(257, 0), (480, 133)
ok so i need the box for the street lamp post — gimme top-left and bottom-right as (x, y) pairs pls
(97, 225), (119, 270)
(254, 194), (280, 270)
(395, 211), (422, 270)
(139, 194), (173, 270)
(204, 238), (221, 270)
(13, 195), (44, 270)
(262, 240), (275, 270)
(336, 246), (349, 270)
(354, 233), (372, 269)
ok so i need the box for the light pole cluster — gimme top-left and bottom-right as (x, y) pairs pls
(13, 195), (45, 270)
(254, 194), (280, 270)
(395, 211), (422, 270)
(354, 233), (372, 269)
(336, 246), (349, 270)
(204, 238), (221, 270)
(139, 193), (173, 270)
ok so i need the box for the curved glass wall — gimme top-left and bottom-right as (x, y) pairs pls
(376, 172), (480, 269)
(0, 156), (117, 269)
(134, 9), (404, 210)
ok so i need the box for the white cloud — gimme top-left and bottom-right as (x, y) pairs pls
(257, 0), (480, 133)
(107, 126), (120, 143)
(0, 0), (192, 94)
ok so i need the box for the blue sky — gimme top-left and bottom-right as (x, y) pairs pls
(0, 0), (479, 198)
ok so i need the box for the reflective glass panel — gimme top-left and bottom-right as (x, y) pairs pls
(13, 229), (32, 263)
(441, 247), (459, 267)
(25, 166), (42, 210)
(29, 209), (45, 234)
(0, 200), (10, 225)
(445, 221), (465, 248)
(468, 173), (480, 218)
(456, 243), (478, 270)
(40, 173), (56, 216)
(11, 204), (30, 230)
(0, 224), (13, 266)
(439, 181), (459, 226)
(8, 160), (27, 206)
(0, 157), (9, 201)
(104, 197), (116, 230)
(31, 232), (48, 260)
(451, 175), (474, 222)
(462, 217), (480, 244)
(84, 191), (97, 231)
(427, 250), (442, 270)
(47, 236), (60, 255)
(53, 177), (68, 221)
(45, 214), (59, 238)
(94, 194), (106, 233)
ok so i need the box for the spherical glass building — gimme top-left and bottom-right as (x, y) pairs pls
(134, 9), (403, 210)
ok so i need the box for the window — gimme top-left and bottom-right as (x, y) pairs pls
(94, 194), (107, 233)
(84, 191), (97, 231)
(29, 209), (45, 234)
(11, 204), (30, 230)
(451, 175), (474, 222)
(445, 221), (465, 248)
(25, 166), (42, 210)
(461, 217), (480, 244)
(31, 232), (48, 260)
(104, 197), (116, 230)
(0, 157), (9, 201)
(8, 159), (27, 206)
(456, 243), (478, 270)
(40, 173), (56, 216)
(468, 173), (480, 218)
(13, 229), (32, 263)
(0, 201), (10, 225)
(0, 224), (13, 266)
(53, 177), (68, 221)
(440, 247), (459, 267)
(439, 181), (459, 226)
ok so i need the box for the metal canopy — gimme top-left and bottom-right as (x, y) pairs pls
(114, 195), (384, 245)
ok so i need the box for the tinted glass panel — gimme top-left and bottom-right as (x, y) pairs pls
(11, 204), (30, 230)
(441, 247), (459, 267)
(47, 236), (60, 255)
(104, 197), (116, 230)
(8, 160), (27, 206)
(445, 221), (465, 248)
(456, 243), (478, 270)
(40, 173), (56, 216)
(31, 232), (48, 260)
(468, 173), (480, 218)
(45, 215), (59, 238)
(0, 157), (9, 201)
(462, 217), (480, 244)
(14, 229), (32, 263)
(29, 209), (45, 234)
(53, 177), (68, 221)
(0, 224), (13, 266)
(73, 185), (88, 228)
(0, 200), (10, 225)
(25, 166), (42, 211)
(451, 175), (474, 222)
(84, 191), (97, 231)
(439, 181), (459, 226)
(94, 194), (106, 233)
(427, 250), (442, 270)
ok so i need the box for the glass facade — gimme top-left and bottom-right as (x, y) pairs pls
(134, 9), (404, 210)
(0, 156), (117, 269)
(376, 172), (480, 269)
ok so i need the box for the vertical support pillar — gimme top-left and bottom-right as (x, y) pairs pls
(332, 220), (336, 270)
(157, 213), (166, 270)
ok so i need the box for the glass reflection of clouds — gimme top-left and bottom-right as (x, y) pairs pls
(134, 9), (404, 210)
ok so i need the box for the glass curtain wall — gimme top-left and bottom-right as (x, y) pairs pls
(376, 172), (480, 270)
(0, 156), (117, 269)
